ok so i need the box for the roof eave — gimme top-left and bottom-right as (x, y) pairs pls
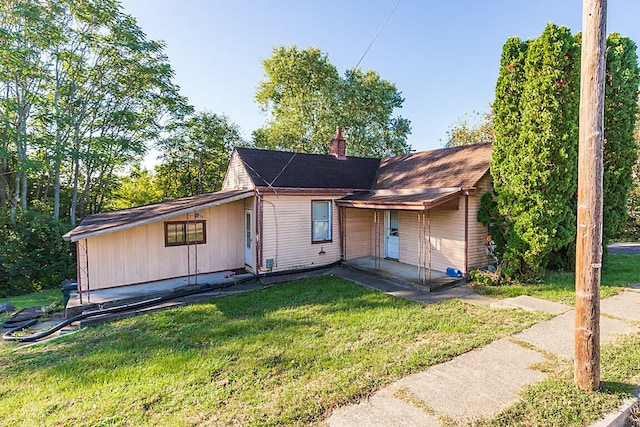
(255, 186), (370, 196)
(64, 190), (254, 242)
(335, 200), (427, 210)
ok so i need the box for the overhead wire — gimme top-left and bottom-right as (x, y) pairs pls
(354, 0), (401, 70)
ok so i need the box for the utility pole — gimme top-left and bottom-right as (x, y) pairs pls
(575, 0), (607, 391)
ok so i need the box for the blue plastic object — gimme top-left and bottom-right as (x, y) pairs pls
(446, 267), (463, 278)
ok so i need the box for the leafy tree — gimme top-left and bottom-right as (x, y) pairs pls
(602, 34), (640, 244)
(339, 68), (412, 157)
(492, 24), (580, 278)
(0, 0), (190, 227)
(444, 110), (494, 147)
(0, 0), (56, 220)
(0, 202), (74, 297)
(254, 45), (411, 157)
(107, 164), (163, 210)
(0, 0), (191, 295)
(156, 112), (245, 199)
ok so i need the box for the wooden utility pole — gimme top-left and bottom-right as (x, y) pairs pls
(575, 0), (607, 391)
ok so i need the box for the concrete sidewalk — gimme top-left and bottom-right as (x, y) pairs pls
(327, 280), (640, 426)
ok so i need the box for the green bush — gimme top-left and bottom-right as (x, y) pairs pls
(0, 205), (75, 297)
(616, 215), (640, 242)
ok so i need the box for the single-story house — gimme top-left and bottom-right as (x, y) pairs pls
(63, 128), (493, 295)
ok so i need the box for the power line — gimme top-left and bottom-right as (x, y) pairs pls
(354, 0), (401, 70)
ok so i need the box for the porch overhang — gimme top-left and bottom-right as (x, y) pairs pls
(335, 187), (467, 211)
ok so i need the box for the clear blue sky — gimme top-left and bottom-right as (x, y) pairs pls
(120, 0), (640, 160)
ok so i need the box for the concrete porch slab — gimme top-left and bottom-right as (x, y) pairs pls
(66, 270), (254, 314)
(344, 256), (462, 292)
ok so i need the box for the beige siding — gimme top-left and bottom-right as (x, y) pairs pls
(467, 174), (493, 269)
(344, 208), (373, 260)
(260, 195), (342, 272)
(81, 200), (247, 291)
(222, 151), (254, 190)
(398, 209), (465, 273)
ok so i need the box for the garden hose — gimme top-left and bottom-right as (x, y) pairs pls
(2, 260), (342, 343)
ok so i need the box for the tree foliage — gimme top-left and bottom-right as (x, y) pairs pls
(492, 24), (640, 278)
(603, 34), (640, 243)
(0, 0), (190, 296)
(0, 203), (74, 297)
(492, 24), (581, 278)
(444, 110), (495, 147)
(254, 45), (411, 157)
(0, 0), (190, 226)
(155, 111), (245, 199)
(107, 164), (163, 210)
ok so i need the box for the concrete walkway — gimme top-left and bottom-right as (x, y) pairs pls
(327, 276), (640, 426)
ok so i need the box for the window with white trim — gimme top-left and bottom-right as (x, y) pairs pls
(312, 200), (332, 243)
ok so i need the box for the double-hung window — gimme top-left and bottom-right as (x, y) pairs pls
(312, 201), (332, 243)
(164, 220), (206, 247)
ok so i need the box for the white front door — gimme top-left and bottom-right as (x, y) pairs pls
(385, 210), (399, 259)
(244, 209), (253, 266)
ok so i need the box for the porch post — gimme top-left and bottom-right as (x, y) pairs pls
(464, 194), (469, 275)
(374, 209), (381, 270)
(339, 206), (345, 261)
(427, 209), (431, 283)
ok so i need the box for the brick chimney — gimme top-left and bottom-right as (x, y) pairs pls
(329, 126), (346, 160)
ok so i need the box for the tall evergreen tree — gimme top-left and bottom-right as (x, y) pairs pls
(492, 24), (580, 278)
(491, 36), (528, 218)
(492, 25), (640, 279)
(603, 34), (640, 244)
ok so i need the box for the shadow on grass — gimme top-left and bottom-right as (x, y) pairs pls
(600, 380), (639, 396)
(5, 276), (405, 378)
(472, 254), (640, 304)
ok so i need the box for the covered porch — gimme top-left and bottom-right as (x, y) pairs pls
(338, 188), (473, 282)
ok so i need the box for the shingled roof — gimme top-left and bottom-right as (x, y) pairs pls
(373, 143), (492, 190)
(64, 144), (493, 240)
(336, 144), (492, 210)
(235, 147), (380, 190)
(63, 189), (253, 242)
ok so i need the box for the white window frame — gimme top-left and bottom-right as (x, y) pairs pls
(311, 200), (332, 243)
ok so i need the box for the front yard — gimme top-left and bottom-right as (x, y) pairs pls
(0, 276), (548, 426)
(1, 254), (639, 426)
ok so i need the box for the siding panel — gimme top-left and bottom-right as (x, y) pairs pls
(83, 200), (247, 291)
(261, 195), (342, 272)
(344, 208), (373, 260)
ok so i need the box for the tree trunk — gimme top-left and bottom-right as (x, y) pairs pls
(53, 70), (62, 220)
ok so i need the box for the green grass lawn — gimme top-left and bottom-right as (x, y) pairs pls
(471, 254), (640, 304)
(0, 276), (548, 426)
(0, 288), (62, 323)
